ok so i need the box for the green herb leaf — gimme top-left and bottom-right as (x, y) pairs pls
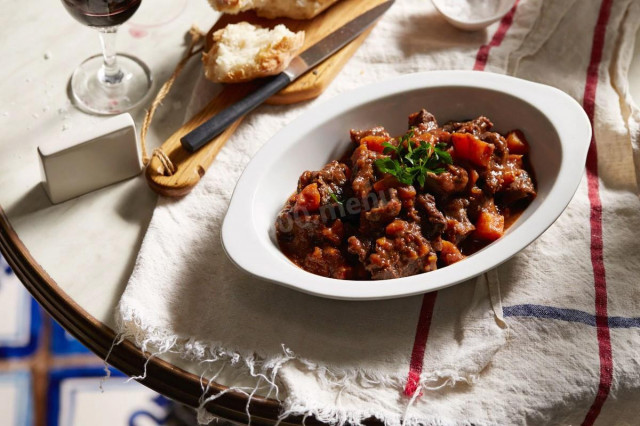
(328, 191), (343, 205)
(434, 143), (452, 164)
(373, 130), (454, 188)
(382, 142), (397, 155)
(374, 158), (398, 175)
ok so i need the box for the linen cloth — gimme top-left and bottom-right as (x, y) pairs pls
(116, 0), (640, 424)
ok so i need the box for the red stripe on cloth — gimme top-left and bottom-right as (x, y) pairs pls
(404, 291), (438, 396)
(473, 0), (521, 71)
(581, 0), (614, 425)
(404, 3), (523, 397)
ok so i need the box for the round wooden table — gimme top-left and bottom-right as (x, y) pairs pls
(0, 1), (286, 423)
(2, 2), (640, 425)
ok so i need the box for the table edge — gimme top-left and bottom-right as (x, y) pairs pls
(0, 206), (296, 425)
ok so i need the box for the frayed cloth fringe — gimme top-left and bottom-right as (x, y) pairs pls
(114, 307), (476, 426)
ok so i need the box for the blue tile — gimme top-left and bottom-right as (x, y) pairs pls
(0, 255), (41, 358)
(0, 370), (34, 426)
(47, 367), (171, 426)
(50, 321), (91, 356)
(0, 297), (41, 359)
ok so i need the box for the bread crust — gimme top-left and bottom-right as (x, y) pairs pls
(207, 0), (340, 19)
(202, 22), (305, 83)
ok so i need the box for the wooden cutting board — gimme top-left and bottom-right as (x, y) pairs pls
(145, 0), (387, 197)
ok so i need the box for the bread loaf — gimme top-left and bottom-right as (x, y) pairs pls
(202, 22), (305, 83)
(207, 0), (340, 19)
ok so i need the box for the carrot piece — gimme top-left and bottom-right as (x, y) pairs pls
(373, 175), (400, 192)
(396, 185), (417, 200)
(502, 171), (516, 186)
(321, 219), (344, 245)
(440, 240), (465, 265)
(294, 183), (321, 213)
(360, 135), (390, 153)
(385, 219), (407, 236)
(414, 132), (437, 145)
(474, 211), (505, 241)
(507, 154), (523, 168)
(451, 133), (495, 167)
(506, 130), (529, 155)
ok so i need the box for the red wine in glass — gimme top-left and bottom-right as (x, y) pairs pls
(61, 0), (151, 114)
(62, 0), (142, 27)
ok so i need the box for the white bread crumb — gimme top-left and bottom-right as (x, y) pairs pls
(207, 0), (340, 19)
(203, 22), (305, 83)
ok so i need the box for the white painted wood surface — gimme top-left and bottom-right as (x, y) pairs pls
(0, 0), (217, 326)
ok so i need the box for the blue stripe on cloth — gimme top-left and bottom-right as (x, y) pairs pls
(608, 316), (640, 328)
(504, 304), (596, 326)
(503, 304), (640, 329)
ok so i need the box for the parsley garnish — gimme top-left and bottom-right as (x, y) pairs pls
(374, 130), (452, 187)
(328, 191), (343, 205)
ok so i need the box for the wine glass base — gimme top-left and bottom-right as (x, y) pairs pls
(70, 53), (153, 115)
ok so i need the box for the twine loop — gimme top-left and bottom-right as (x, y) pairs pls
(152, 148), (177, 176)
(140, 25), (207, 176)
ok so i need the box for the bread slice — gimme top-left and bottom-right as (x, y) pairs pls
(203, 22), (305, 83)
(207, 0), (340, 19)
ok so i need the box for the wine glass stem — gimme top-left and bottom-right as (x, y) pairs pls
(97, 27), (125, 85)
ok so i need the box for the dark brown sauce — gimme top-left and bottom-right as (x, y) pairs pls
(275, 111), (537, 280)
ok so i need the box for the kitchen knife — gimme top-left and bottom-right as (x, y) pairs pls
(180, 0), (395, 152)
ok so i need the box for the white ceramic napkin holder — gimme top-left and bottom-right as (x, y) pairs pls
(38, 113), (142, 204)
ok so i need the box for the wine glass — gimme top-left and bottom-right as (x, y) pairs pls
(61, 0), (153, 115)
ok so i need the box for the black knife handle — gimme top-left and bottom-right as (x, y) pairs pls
(181, 73), (292, 152)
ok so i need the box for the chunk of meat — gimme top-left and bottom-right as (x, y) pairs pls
(443, 198), (475, 243)
(430, 235), (443, 252)
(424, 164), (469, 195)
(500, 168), (536, 204)
(413, 128), (452, 146)
(481, 161), (509, 194)
(351, 145), (384, 199)
(443, 116), (493, 136)
(347, 235), (372, 263)
(482, 156), (536, 201)
(276, 194), (347, 254)
(297, 160), (350, 205)
(276, 212), (325, 251)
(303, 246), (353, 279)
(366, 221), (437, 280)
(350, 126), (390, 144)
(320, 219), (345, 246)
(363, 188), (402, 224)
(415, 193), (446, 238)
(408, 109), (438, 132)
(479, 131), (508, 161)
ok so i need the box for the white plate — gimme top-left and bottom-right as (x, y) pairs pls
(222, 71), (591, 300)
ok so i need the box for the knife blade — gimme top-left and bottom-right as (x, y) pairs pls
(180, 0), (395, 152)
